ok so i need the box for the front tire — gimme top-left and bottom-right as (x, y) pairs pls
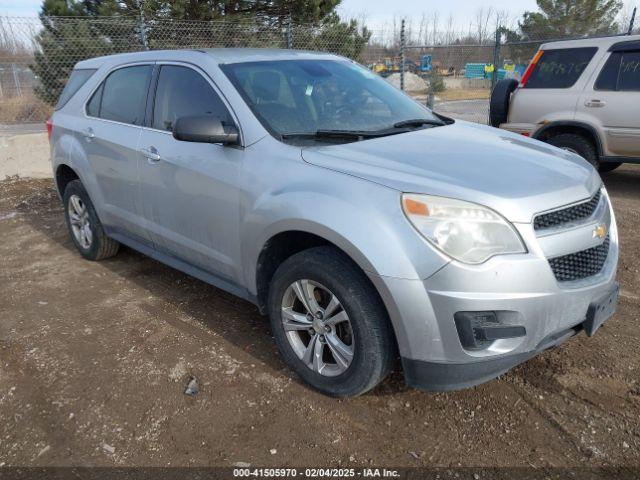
(268, 247), (395, 397)
(63, 180), (119, 261)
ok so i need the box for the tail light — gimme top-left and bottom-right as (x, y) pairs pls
(519, 50), (544, 88)
(46, 118), (53, 141)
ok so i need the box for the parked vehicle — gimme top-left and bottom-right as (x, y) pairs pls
(491, 35), (640, 172)
(420, 54), (432, 73)
(49, 49), (618, 397)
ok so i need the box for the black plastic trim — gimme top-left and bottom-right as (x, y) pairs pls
(402, 324), (593, 391)
(144, 64), (160, 128)
(603, 155), (640, 164)
(402, 352), (535, 392)
(105, 227), (258, 306)
(482, 325), (527, 340)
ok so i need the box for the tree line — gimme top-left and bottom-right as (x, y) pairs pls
(32, 0), (631, 105)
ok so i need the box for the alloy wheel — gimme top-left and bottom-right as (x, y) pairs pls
(281, 279), (354, 377)
(68, 194), (92, 249)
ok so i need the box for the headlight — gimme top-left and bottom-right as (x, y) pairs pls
(401, 194), (526, 264)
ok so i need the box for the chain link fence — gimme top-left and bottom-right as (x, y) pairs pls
(394, 14), (639, 124)
(0, 14), (637, 126)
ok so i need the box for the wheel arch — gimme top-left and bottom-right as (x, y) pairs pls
(254, 228), (405, 366)
(54, 164), (80, 198)
(533, 121), (603, 157)
(254, 227), (379, 314)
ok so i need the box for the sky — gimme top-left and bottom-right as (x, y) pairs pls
(1, 0), (638, 31)
(337, 0), (541, 29)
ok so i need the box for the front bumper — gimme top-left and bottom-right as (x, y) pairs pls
(370, 192), (619, 391)
(402, 282), (617, 391)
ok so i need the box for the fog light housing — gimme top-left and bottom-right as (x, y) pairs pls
(454, 311), (526, 351)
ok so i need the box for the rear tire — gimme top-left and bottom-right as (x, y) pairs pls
(489, 79), (519, 127)
(63, 180), (119, 261)
(268, 247), (395, 397)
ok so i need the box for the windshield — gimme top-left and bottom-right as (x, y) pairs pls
(221, 59), (443, 142)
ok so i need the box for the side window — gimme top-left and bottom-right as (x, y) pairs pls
(618, 51), (640, 91)
(86, 65), (152, 125)
(56, 69), (96, 109)
(524, 47), (598, 89)
(595, 51), (640, 91)
(595, 53), (621, 90)
(152, 65), (232, 132)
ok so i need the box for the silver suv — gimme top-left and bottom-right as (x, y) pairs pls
(50, 49), (619, 397)
(491, 34), (640, 172)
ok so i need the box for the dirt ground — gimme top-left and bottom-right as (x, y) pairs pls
(0, 167), (639, 470)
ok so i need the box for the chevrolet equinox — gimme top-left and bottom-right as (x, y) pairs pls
(49, 49), (619, 397)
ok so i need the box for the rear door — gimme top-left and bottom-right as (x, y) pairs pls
(137, 63), (243, 282)
(577, 46), (640, 158)
(82, 63), (153, 243)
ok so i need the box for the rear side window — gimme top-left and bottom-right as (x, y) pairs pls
(595, 51), (640, 91)
(152, 65), (232, 132)
(86, 65), (152, 126)
(56, 69), (96, 109)
(524, 47), (597, 89)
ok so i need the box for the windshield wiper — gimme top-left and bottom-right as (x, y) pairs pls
(393, 118), (445, 128)
(281, 124), (442, 142)
(281, 129), (389, 140)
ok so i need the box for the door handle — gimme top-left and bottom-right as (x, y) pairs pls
(81, 127), (95, 139)
(585, 99), (606, 108)
(140, 147), (161, 162)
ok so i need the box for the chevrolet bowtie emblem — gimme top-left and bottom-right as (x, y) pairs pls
(593, 224), (607, 239)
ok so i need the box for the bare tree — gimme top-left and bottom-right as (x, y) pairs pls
(473, 7), (494, 44)
(431, 11), (440, 45)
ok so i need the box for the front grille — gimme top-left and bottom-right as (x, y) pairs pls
(534, 190), (601, 231)
(548, 235), (610, 282)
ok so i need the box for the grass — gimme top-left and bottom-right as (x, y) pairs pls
(436, 89), (490, 101)
(0, 94), (52, 124)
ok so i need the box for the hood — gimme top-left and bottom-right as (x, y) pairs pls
(301, 121), (601, 223)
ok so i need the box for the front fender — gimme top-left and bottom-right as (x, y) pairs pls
(240, 178), (450, 361)
(241, 172), (450, 295)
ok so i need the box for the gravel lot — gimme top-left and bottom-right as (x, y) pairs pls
(0, 167), (639, 470)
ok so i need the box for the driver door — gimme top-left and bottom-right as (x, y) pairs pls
(138, 63), (243, 282)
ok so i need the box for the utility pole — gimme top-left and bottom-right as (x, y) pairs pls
(400, 19), (406, 91)
(629, 7), (637, 35)
(137, 0), (149, 50)
(287, 15), (293, 49)
(491, 28), (501, 91)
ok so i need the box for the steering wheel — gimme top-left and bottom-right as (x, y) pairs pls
(333, 89), (369, 117)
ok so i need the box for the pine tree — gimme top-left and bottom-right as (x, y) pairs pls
(502, 0), (623, 65)
(33, 0), (370, 105)
(519, 0), (623, 39)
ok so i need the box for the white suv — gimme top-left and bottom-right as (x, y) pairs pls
(491, 34), (640, 172)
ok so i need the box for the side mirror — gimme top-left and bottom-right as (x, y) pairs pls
(173, 115), (239, 145)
